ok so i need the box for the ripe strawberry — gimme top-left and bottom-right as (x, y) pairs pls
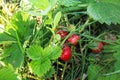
(56, 30), (68, 39)
(60, 44), (72, 61)
(68, 34), (80, 45)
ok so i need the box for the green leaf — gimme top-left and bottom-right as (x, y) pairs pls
(11, 11), (35, 42)
(23, 0), (57, 16)
(113, 45), (120, 70)
(98, 74), (119, 80)
(88, 64), (120, 80)
(87, 0), (120, 25)
(0, 27), (16, 45)
(27, 45), (43, 60)
(44, 66), (55, 79)
(100, 0), (120, 6)
(53, 11), (62, 30)
(50, 0), (58, 8)
(0, 32), (16, 44)
(85, 0), (95, 3)
(114, 54), (120, 71)
(0, 67), (18, 80)
(3, 44), (24, 68)
(27, 45), (61, 77)
(58, 0), (81, 7)
(30, 59), (51, 77)
(44, 45), (62, 60)
(29, 0), (49, 10)
(87, 64), (101, 80)
(27, 45), (61, 60)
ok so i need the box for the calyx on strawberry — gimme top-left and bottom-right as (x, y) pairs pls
(90, 42), (103, 53)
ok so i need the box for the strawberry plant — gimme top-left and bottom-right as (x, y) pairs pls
(0, 0), (120, 80)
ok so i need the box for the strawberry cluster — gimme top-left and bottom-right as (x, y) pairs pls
(57, 30), (80, 61)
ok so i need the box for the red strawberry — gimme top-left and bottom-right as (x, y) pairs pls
(57, 30), (68, 39)
(68, 34), (80, 45)
(60, 44), (72, 61)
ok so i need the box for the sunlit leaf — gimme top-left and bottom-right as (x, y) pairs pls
(49, 0), (57, 8)
(27, 45), (43, 60)
(29, 0), (49, 10)
(58, 0), (81, 7)
(0, 67), (18, 80)
(53, 11), (62, 30)
(30, 59), (51, 77)
(11, 11), (35, 42)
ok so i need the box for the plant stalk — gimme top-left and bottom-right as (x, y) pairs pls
(61, 62), (67, 80)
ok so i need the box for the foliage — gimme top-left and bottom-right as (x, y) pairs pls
(87, 0), (120, 25)
(58, 0), (81, 7)
(27, 45), (61, 77)
(0, 0), (120, 80)
(3, 43), (24, 68)
(0, 67), (18, 80)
